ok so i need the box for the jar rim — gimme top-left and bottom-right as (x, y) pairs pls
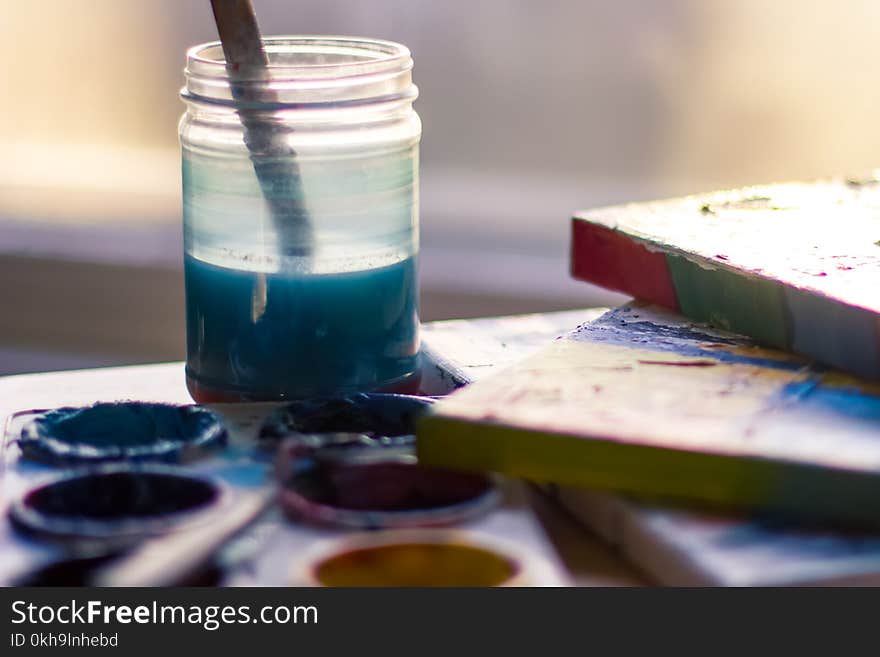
(186, 35), (412, 81)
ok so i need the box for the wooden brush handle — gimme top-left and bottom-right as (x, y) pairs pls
(210, 0), (269, 70)
(209, 0), (312, 257)
(90, 487), (277, 587)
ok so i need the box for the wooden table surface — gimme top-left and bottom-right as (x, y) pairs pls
(0, 311), (646, 586)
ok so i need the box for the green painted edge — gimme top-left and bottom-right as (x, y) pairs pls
(416, 414), (880, 527)
(666, 254), (789, 349)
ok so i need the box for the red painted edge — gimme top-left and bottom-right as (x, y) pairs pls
(571, 218), (680, 310)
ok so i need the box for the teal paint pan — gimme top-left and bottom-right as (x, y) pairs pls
(15, 402), (227, 464)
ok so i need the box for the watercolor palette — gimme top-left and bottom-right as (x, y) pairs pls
(417, 303), (880, 527)
(570, 175), (880, 379)
(0, 352), (569, 587)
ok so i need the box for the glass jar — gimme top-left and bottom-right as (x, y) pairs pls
(180, 37), (421, 402)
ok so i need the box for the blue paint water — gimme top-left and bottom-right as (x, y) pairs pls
(184, 255), (419, 401)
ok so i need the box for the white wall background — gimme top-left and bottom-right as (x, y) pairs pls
(2, 0), (880, 372)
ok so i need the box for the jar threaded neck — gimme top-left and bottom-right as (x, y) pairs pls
(183, 36), (417, 108)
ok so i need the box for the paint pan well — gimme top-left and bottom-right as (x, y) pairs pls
(17, 402), (227, 464)
(277, 433), (498, 528)
(267, 393), (496, 528)
(300, 533), (523, 586)
(259, 393), (431, 444)
(10, 466), (226, 541)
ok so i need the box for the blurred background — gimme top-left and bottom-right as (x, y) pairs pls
(3, 0), (880, 374)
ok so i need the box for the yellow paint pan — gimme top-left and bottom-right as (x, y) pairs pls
(290, 530), (542, 587)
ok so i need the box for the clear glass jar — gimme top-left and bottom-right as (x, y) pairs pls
(180, 37), (421, 402)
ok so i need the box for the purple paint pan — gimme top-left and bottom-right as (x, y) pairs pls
(9, 465), (229, 542)
(267, 394), (498, 529)
(276, 434), (498, 529)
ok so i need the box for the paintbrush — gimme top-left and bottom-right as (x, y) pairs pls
(210, 0), (312, 257)
(89, 486), (277, 587)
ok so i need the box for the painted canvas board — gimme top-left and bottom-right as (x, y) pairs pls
(420, 307), (880, 585)
(570, 177), (880, 378)
(418, 303), (880, 526)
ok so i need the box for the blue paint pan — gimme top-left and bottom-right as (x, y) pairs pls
(16, 402), (227, 465)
